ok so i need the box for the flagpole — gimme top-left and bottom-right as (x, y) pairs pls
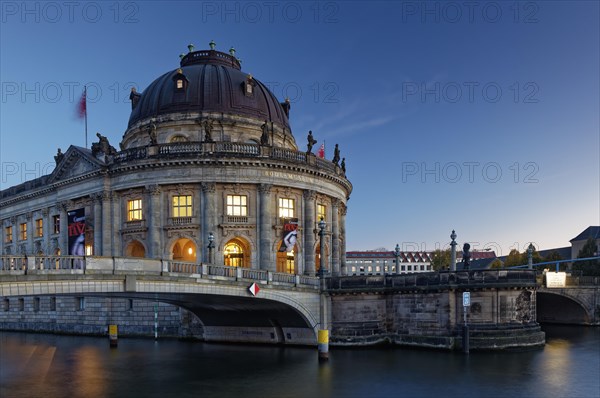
(84, 86), (88, 148)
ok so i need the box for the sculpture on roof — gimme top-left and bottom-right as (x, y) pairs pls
(148, 123), (157, 145)
(260, 120), (270, 146)
(341, 157), (346, 174)
(462, 243), (471, 270)
(203, 119), (214, 143)
(54, 148), (64, 165)
(92, 133), (117, 157)
(306, 131), (317, 154)
(332, 143), (340, 165)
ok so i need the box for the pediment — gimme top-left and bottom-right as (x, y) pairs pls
(48, 146), (105, 183)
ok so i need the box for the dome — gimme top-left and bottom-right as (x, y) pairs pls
(127, 49), (291, 131)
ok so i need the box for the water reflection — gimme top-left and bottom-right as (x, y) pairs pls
(1, 326), (598, 398)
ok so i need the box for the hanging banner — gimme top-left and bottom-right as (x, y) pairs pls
(67, 208), (86, 256)
(279, 218), (298, 253)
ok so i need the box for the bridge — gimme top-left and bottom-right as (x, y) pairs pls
(1, 255), (597, 349)
(0, 255), (322, 345)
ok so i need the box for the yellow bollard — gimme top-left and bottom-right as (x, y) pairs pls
(109, 324), (118, 348)
(318, 329), (329, 361)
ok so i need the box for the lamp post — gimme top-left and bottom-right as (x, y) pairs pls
(394, 244), (401, 275)
(450, 230), (457, 271)
(207, 232), (215, 264)
(317, 217), (329, 361)
(527, 243), (534, 270)
(318, 217), (326, 278)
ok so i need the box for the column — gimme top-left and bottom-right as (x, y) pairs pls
(331, 199), (340, 276)
(111, 193), (122, 256)
(25, 212), (33, 255)
(339, 203), (347, 276)
(93, 193), (102, 256)
(41, 208), (49, 254)
(101, 192), (112, 257)
(258, 184), (274, 271)
(202, 182), (217, 263)
(57, 202), (68, 254)
(146, 185), (162, 258)
(303, 190), (316, 276)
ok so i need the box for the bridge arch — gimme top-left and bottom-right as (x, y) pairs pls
(536, 290), (592, 324)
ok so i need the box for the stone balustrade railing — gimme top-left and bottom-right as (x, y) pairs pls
(0, 256), (320, 289)
(327, 269), (538, 291)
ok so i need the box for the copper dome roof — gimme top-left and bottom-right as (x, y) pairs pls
(128, 49), (290, 130)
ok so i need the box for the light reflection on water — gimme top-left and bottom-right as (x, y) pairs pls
(1, 325), (598, 398)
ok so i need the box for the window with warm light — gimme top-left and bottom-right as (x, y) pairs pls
(127, 199), (143, 221)
(176, 79), (184, 89)
(278, 198), (295, 218)
(4, 226), (12, 243)
(224, 242), (244, 267)
(227, 195), (247, 216)
(317, 204), (326, 221)
(19, 223), (27, 241)
(172, 195), (192, 217)
(52, 215), (60, 234)
(35, 219), (43, 237)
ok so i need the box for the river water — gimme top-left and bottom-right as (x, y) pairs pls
(1, 325), (598, 398)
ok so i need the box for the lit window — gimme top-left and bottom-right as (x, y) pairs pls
(170, 135), (188, 143)
(53, 215), (60, 234)
(278, 198), (295, 218)
(35, 219), (43, 237)
(176, 79), (184, 89)
(19, 223), (27, 241)
(127, 199), (143, 221)
(4, 226), (12, 243)
(224, 242), (244, 267)
(317, 204), (326, 221)
(172, 195), (192, 217)
(227, 195), (247, 216)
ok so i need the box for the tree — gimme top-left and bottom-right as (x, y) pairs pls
(430, 249), (451, 271)
(540, 250), (563, 271)
(504, 249), (522, 267)
(489, 259), (504, 269)
(573, 237), (600, 276)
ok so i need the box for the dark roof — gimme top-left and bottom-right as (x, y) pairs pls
(569, 226), (600, 242)
(537, 246), (571, 260)
(456, 257), (497, 270)
(128, 49), (290, 130)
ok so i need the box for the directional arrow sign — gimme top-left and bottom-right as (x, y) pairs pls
(248, 282), (260, 296)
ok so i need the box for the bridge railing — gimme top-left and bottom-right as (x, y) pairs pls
(327, 269), (538, 291)
(0, 256), (319, 289)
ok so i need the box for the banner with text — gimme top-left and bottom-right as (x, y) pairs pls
(279, 218), (298, 253)
(67, 208), (86, 256)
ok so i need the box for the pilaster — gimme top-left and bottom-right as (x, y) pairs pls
(258, 184), (274, 271)
(303, 190), (316, 276)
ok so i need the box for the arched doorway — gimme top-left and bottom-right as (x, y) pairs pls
(125, 240), (146, 258)
(224, 238), (250, 267)
(172, 238), (196, 262)
(277, 242), (297, 274)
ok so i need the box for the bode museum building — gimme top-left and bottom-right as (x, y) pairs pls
(0, 44), (352, 277)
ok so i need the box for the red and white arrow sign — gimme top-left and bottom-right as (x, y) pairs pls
(248, 282), (260, 296)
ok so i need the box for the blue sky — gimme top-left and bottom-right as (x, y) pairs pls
(1, 1), (598, 256)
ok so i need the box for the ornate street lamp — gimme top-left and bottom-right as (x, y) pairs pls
(394, 243), (401, 275)
(318, 217), (326, 278)
(207, 232), (215, 264)
(450, 230), (457, 272)
(527, 243), (534, 270)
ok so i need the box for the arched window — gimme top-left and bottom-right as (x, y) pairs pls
(224, 241), (244, 267)
(277, 241), (297, 274)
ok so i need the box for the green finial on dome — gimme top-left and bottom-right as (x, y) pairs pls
(179, 53), (185, 60)
(209, 40), (216, 50)
(229, 47), (236, 56)
(187, 43), (194, 53)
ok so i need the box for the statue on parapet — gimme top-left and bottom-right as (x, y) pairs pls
(92, 132), (117, 157)
(260, 120), (270, 146)
(203, 119), (214, 143)
(306, 130), (317, 154)
(341, 157), (346, 174)
(462, 243), (471, 270)
(148, 123), (157, 145)
(332, 143), (340, 165)
(54, 148), (64, 165)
